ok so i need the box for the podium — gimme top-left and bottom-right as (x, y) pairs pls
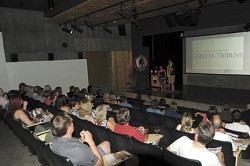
(151, 73), (160, 90)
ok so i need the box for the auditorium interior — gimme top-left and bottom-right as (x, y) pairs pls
(0, 0), (250, 165)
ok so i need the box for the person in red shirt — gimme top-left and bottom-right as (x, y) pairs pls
(114, 108), (148, 142)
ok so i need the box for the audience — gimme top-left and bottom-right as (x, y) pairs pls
(195, 105), (218, 123)
(51, 114), (111, 166)
(114, 108), (148, 142)
(54, 94), (70, 113)
(78, 100), (95, 124)
(0, 88), (9, 109)
(95, 104), (116, 131)
(119, 96), (134, 108)
(241, 103), (250, 126)
(164, 101), (182, 119)
(167, 122), (225, 166)
(146, 98), (164, 115)
(211, 115), (238, 151)
(218, 103), (232, 123)
(176, 112), (196, 133)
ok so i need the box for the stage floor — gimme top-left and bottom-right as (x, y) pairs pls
(125, 85), (250, 109)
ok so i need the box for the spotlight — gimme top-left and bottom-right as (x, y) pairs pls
(71, 24), (83, 33)
(244, 23), (250, 32)
(48, 0), (54, 10)
(84, 20), (95, 31)
(103, 26), (112, 34)
(61, 25), (73, 34)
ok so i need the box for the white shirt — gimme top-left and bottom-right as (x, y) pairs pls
(213, 131), (238, 151)
(169, 136), (222, 166)
(225, 122), (250, 135)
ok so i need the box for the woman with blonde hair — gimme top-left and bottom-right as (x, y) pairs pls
(176, 112), (196, 133)
(95, 104), (116, 131)
(77, 100), (95, 124)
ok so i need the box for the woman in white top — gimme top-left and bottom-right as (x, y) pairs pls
(176, 112), (196, 133)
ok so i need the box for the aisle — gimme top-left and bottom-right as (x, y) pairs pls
(0, 120), (40, 166)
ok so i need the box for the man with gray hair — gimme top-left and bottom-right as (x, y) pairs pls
(167, 122), (225, 166)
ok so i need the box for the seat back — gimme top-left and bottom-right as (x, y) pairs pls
(224, 127), (250, 139)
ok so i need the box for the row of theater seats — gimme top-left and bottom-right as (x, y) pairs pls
(24, 97), (235, 166)
(0, 111), (74, 166)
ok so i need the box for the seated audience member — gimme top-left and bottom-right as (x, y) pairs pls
(114, 108), (148, 142)
(7, 90), (37, 126)
(109, 94), (118, 105)
(44, 84), (52, 92)
(0, 88), (9, 109)
(146, 99), (164, 115)
(93, 88), (104, 108)
(176, 112), (196, 133)
(119, 96), (134, 108)
(49, 90), (59, 107)
(164, 101), (182, 119)
(218, 103), (232, 123)
(224, 109), (250, 135)
(158, 98), (167, 113)
(241, 103), (250, 126)
(195, 105), (218, 123)
(55, 86), (63, 95)
(18, 82), (27, 96)
(95, 104), (116, 131)
(73, 87), (80, 98)
(43, 90), (52, 106)
(103, 92), (111, 104)
(78, 100), (96, 124)
(67, 85), (75, 98)
(167, 122), (225, 166)
(51, 115), (111, 166)
(34, 87), (46, 103)
(211, 115), (238, 151)
(68, 98), (80, 116)
(54, 95), (70, 113)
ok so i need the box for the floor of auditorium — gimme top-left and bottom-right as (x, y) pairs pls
(0, 120), (249, 166)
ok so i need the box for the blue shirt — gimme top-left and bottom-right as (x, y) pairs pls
(146, 107), (164, 115)
(164, 109), (182, 119)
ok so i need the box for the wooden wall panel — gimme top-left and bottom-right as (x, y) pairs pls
(111, 51), (133, 90)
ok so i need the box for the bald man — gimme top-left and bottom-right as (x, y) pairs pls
(211, 115), (238, 151)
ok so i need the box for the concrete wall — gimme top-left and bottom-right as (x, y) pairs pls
(0, 7), (132, 62)
(131, 0), (250, 90)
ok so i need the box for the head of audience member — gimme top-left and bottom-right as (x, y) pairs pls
(103, 92), (110, 103)
(51, 115), (73, 137)
(87, 85), (93, 94)
(95, 88), (104, 97)
(42, 90), (51, 99)
(169, 101), (178, 112)
(207, 106), (218, 121)
(95, 105), (108, 122)
(55, 87), (62, 95)
(19, 82), (26, 91)
(149, 99), (159, 109)
(119, 96), (128, 104)
(44, 85), (52, 92)
(7, 90), (22, 114)
(109, 94), (117, 104)
(211, 115), (222, 130)
(33, 85), (40, 94)
(69, 86), (75, 93)
(246, 104), (250, 110)
(68, 98), (80, 111)
(195, 122), (215, 145)
(231, 109), (242, 123)
(50, 90), (59, 101)
(74, 87), (80, 95)
(37, 87), (44, 96)
(222, 103), (230, 112)
(158, 98), (166, 109)
(116, 108), (131, 125)
(85, 93), (94, 102)
(0, 88), (5, 97)
(180, 112), (193, 133)
(54, 95), (69, 112)
(79, 100), (93, 117)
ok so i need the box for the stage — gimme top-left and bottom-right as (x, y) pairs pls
(122, 85), (250, 110)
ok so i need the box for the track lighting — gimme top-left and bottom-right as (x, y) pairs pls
(71, 24), (83, 33)
(48, 0), (54, 10)
(103, 26), (112, 34)
(62, 24), (73, 34)
(84, 20), (95, 31)
(117, 9), (131, 22)
(132, 20), (142, 31)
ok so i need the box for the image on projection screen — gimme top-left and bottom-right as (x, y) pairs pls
(185, 32), (250, 75)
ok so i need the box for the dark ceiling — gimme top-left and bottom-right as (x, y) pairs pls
(0, 0), (236, 27)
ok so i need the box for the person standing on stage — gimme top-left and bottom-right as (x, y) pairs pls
(166, 59), (176, 91)
(158, 65), (167, 92)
